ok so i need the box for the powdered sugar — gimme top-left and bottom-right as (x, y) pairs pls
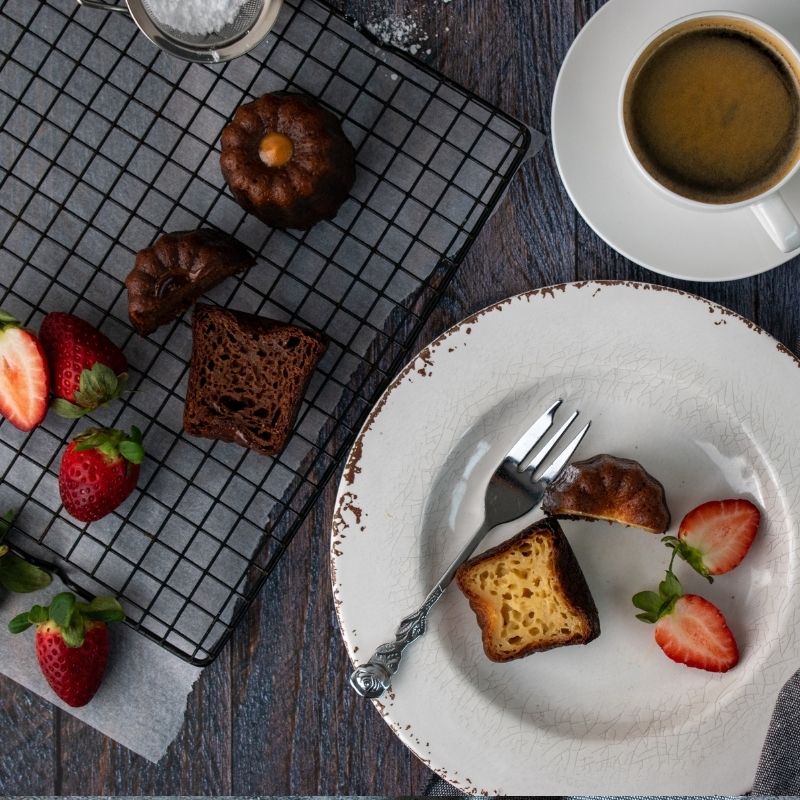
(145, 0), (249, 36)
(365, 2), (457, 58)
(366, 14), (429, 56)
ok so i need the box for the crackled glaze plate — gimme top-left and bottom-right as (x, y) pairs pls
(330, 282), (800, 794)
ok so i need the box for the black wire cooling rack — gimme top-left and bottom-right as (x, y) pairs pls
(0, 0), (532, 665)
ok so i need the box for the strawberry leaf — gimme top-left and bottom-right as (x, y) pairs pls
(79, 595), (124, 623)
(659, 570), (683, 601)
(0, 553), (52, 593)
(632, 590), (662, 612)
(119, 440), (144, 465)
(73, 364), (127, 410)
(52, 398), (92, 419)
(0, 509), (15, 544)
(28, 605), (49, 624)
(8, 604), (50, 633)
(0, 545), (6, 559)
(8, 612), (33, 634)
(632, 590), (663, 623)
(49, 592), (76, 629)
(60, 620), (85, 649)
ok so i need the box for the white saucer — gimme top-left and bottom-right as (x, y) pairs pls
(551, 0), (800, 282)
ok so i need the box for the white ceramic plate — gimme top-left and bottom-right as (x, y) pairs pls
(551, 0), (800, 282)
(331, 282), (800, 795)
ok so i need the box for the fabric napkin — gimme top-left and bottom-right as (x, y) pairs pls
(425, 668), (800, 795)
(0, 574), (201, 763)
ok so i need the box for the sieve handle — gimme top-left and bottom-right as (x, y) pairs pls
(76, 0), (130, 13)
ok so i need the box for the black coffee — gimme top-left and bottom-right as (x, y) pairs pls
(624, 18), (800, 204)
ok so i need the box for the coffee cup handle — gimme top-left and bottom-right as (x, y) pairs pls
(751, 193), (800, 253)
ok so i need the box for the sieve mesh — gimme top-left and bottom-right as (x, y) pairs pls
(138, 0), (264, 48)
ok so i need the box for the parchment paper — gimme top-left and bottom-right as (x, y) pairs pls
(0, 575), (201, 763)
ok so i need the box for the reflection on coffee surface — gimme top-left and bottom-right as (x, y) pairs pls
(624, 17), (800, 204)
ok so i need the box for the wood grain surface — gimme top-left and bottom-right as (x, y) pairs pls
(2, 0), (799, 794)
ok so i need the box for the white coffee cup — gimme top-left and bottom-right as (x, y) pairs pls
(619, 11), (800, 253)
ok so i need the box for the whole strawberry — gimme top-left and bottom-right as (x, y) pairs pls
(59, 426), (144, 522)
(9, 592), (124, 707)
(39, 312), (127, 419)
(0, 310), (49, 431)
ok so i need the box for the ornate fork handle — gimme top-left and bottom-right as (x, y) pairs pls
(350, 520), (493, 699)
(350, 586), (445, 698)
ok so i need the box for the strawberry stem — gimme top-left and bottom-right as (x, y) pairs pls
(632, 558), (685, 624)
(72, 426), (145, 466)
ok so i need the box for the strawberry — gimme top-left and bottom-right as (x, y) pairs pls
(59, 426), (145, 522)
(663, 499), (761, 581)
(655, 595), (739, 673)
(0, 310), (49, 431)
(39, 312), (127, 419)
(633, 568), (739, 672)
(8, 592), (124, 707)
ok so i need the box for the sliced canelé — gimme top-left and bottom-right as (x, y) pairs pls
(455, 518), (600, 662)
(183, 304), (326, 457)
(127, 229), (255, 336)
(542, 454), (670, 534)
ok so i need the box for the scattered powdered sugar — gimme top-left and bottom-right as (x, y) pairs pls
(366, 14), (429, 56)
(146, 0), (249, 36)
(365, 2), (457, 57)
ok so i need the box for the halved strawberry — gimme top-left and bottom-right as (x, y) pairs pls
(0, 310), (49, 431)
(663, 499), (760, 580)
(633, 569), (739, 672)
(655, 596), (739, 672)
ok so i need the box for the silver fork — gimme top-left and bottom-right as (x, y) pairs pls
(349, 399), (590, 699)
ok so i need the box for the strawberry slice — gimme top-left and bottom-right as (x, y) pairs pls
(664, 499), (760, 580)
(0, 310), (49, 431)
(655, 595), (739, 672)
(633, 568), (739, 672)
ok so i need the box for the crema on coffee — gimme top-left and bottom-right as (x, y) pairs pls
(623, 17), (800, 204)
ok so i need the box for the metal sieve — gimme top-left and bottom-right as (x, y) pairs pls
(76, 0), (283, 62)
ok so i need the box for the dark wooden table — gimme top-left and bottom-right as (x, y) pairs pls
(3, 0), (799, 794)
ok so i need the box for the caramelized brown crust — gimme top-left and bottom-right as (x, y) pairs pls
(219, 92), (355, 230)
(542, 454), (670, 533)
(455, 518), (600, 662)
(183, 304), (326, 457)
(127, 229), (255, 336)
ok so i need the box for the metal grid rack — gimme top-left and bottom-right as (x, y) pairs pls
(0, 0), (531, 665)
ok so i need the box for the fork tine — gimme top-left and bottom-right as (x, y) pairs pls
(505, 399), (562, 464)
(521, 409), (579, 472)
(537, 421), (591, 483)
